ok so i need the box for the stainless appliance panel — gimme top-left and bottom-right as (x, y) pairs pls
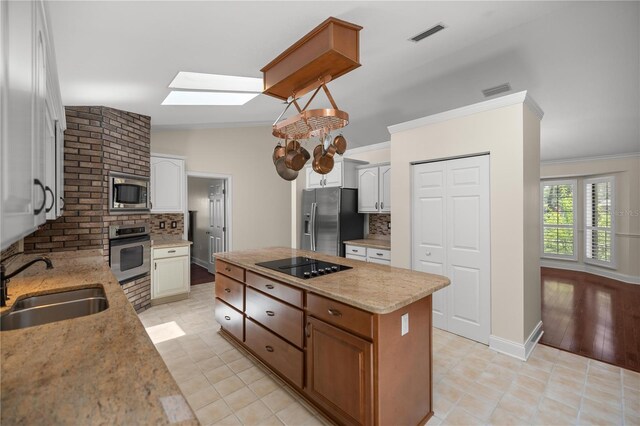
(300, 189), (316, 251)
(315, 187), (341, 256)
(108, 172), (150, 212)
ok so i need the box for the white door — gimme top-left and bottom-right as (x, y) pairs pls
(379, 165), (391, 213)
(208, 182), (225, 274)
(151, 157), (184, 212)
(412, 155), (491, 344)
(323, 162), (342, 187)
(357, 167), (379, 213)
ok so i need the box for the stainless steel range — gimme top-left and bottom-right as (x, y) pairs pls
(255, 257), (351, 279)
(109, 224), (150, 283)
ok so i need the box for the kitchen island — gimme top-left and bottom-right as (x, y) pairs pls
(214, 247), (449, 426)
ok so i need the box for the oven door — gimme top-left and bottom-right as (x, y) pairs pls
(109, 235), (151, 283)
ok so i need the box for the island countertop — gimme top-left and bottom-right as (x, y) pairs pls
(0, 250), (197, 425)
(216, 247), (449, 314)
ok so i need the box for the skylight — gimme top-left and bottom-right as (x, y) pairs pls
(169, 71), (263, 93)
(161, 91), (259, 106)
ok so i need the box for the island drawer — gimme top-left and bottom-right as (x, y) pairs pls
(246, 287), (303, 348)
(307, 293), (373, 339)
(215, 274), (245, 311)
(153, 246), (189, 259)
(345, 244), (366, 257)
(245, 318), (303, 388)
(215, 299), (244, 342)
(246, 271), (303, 308)
(216, 259), (245, 283)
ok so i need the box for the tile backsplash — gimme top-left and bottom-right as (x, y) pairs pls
(150, 213), (184, 236)
(369, 214), (391, 237)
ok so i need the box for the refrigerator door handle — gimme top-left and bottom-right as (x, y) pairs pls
(310, 202), (317, 251)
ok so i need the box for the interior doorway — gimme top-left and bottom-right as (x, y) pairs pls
(186, 172), (232, 281)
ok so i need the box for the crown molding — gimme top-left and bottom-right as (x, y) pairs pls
(541, 152), (640, 165)
(388, 90), (543, 135)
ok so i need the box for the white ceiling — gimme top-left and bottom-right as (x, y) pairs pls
(48, 1), (639, 161)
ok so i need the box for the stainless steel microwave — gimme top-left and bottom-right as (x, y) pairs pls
(108, 172), (150, 212)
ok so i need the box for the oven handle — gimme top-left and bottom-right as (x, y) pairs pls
(109, 235), (151, 247)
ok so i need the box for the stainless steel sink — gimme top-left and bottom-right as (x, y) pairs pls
(1, 286), (108, 331)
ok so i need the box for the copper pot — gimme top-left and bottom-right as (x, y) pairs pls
(333, 135), (347, 155)
(286, 140), (301, 152)
(285, 148), (306, 171)
(316, 154), (334, 174)
(301, 146), (311, 161)
(272, 145), (286, 164)
(313, 144), (323, 159)
(275, 157), (298, 181)
(324, 143), (337, 158)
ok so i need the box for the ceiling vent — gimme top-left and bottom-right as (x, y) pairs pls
(409, 24), (445, 42)
(482, 83), (512, 97)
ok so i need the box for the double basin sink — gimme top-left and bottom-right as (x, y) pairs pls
(0, 286), (108, 331)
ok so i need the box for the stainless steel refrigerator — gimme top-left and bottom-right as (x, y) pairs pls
(300, 187), (364, 257)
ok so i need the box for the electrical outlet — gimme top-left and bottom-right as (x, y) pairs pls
(171, 221), (177, 229)
(159, 221), (165, 229)
(401, 313), (409, 336)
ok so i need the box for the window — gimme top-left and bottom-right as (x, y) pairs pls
(585, 176), (615, 267)
(541, 180), (577, 259)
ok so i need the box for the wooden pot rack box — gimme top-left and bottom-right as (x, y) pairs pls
(261, 17), (362, 101)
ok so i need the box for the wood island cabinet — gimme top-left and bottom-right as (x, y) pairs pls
(214, 257), (435, 426)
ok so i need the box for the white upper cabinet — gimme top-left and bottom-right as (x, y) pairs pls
(357, 167), (378, 212)
(357, 163), (391, 213)
(305, 159), (368, 189)
(1, 0), (65, 250)
(150, 155), (185, 213)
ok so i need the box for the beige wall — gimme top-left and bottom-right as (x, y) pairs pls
(344, 144), (390, 164)
(390, 102), (541, 345)
(152, 126), (291, 251)
(541, 155), (640, 280)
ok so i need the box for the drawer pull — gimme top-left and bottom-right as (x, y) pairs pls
(168, 250), (176, 253)
(376, 252), (383, 256)
(266, 310), (275, 317)
(265, 284), (275, 289)
(225, 267), (231, 272)
(224, 315), (231, 321)
(352, 249), (359, 253)
(265, 345), (274, 353)
(224, 288), (231, 293)
(328, 308), (342, 317)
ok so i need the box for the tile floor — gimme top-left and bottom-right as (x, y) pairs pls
(139, 283), (640, 426)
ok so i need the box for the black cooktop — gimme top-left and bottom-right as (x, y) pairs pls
(255, 257), (352, 279)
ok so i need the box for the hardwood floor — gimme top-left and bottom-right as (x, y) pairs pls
(540, 267), (640, 372)
(191, 262), (214, 285)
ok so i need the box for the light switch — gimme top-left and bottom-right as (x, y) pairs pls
(401, 313), (409, 336)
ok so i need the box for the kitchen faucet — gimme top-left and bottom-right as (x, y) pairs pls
(0, 256), (54, 307)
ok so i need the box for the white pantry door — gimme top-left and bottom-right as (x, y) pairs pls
(412, 155), (490, 344)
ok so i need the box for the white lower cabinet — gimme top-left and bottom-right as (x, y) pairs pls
(151, 246), (190, 302)
(345, 244), (390, 264)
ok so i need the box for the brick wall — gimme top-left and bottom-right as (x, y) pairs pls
(369, 213), (391, 237)
(24, 106), (153, 313)
(150, 213), (185, 236)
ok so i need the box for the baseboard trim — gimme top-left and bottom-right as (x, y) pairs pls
(540, 259), (640, 284)
(191, 257), (209, 270)
(489, 321), (543, 361)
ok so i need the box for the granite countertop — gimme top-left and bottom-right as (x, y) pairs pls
(151, 234), (193, 249)
(0, 250), (198, 425)
(217, 247), (449, 314)
(344, 238), (391, 250)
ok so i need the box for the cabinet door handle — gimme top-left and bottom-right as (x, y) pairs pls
(265, 345), (274, 352)
(45, 186), (55, 213)
(305, 322), (311, 338)
(375, 201), (378, 210)
(381, 202), (384, 209)
(328, 308), (342, 317)
(224, 315), (231, 321)
(154, 262), (157, 270)
(265, 284), (275, 290)
(266, 310), (275, 317)
(33, 179), (46, 215)
(224, 288), (231, 293)
(59, 197), (65, 211)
